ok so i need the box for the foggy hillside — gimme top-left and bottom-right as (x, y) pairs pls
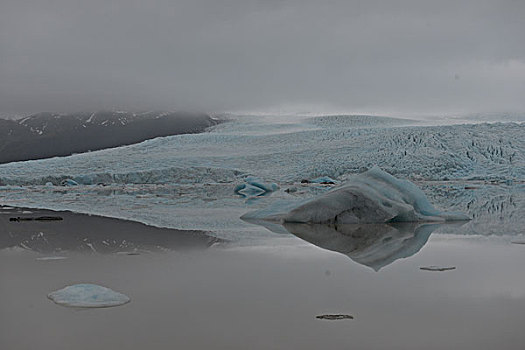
(0, 111), (218, 164)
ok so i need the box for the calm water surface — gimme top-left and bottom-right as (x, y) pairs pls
(1, 217), (524, 350)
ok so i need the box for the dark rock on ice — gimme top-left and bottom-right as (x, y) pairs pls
(285, 187), (298, 193)
(310, 176), (337, 184)
(34, 216), (63, 221)
(9, 216), (63, 222)
(419, 266), (456, 271)
(316, 314), (354, 320)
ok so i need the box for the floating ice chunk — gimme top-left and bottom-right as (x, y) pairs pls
(243, 167), (469, 224)
(72, 174), (95, 185)
(36, 256), (67, 261)
(234, 183), (266, 197)
(48, 284), (130, 308)
(245, 176), (279, 192)
(310, 176), (337, 184)
(234, 176), (279, 197)
(60, 179), (79, 186)
(116, 250), (140, 255)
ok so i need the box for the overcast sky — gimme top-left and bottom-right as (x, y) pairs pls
(1, 0), (524, 115)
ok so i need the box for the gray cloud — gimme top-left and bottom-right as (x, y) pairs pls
(1, 0), (524, 115)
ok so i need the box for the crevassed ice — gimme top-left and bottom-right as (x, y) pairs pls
(0, 114), (522, 238)
(0, 115), (523, 186)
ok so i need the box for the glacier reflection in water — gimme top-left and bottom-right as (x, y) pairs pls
(0, 207), (219, 255)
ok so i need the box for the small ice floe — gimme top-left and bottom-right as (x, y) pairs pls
(419, 266), (456, 272)
(48, 284), (130, 308)
(234, 183), (267, 197)
(316, 314), (354, 320)
(234, 176), (279, 197)
(61, 179), (79, 186)
(36, 256), (68, 261)
(116, 251), (140, 255)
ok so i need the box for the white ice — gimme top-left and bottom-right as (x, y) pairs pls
(243, 167), (470, 224)
(309, 176), (337, 184)
(0, 114), (522, 187)
(234, 176), (279, 197)
(36, 256), (68, 261)
(0, 114), (522, 239)
(48, 284), (130, 308)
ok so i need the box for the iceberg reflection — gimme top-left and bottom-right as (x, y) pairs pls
(283, 222), (462, 271)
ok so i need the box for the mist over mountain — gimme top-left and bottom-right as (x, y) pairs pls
(0, 111), (218, 164)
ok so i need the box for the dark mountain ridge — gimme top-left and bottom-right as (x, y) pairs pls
(0, 111), (219, 164)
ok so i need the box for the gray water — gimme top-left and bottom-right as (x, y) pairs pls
(1, 215), (525, 349)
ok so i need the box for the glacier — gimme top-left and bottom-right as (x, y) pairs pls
(0, 115), (523, 186)
(0, 114), (523, 240)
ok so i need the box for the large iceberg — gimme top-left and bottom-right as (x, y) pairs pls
(48, 284), (130, 308)
(243, 167), (470, 224)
